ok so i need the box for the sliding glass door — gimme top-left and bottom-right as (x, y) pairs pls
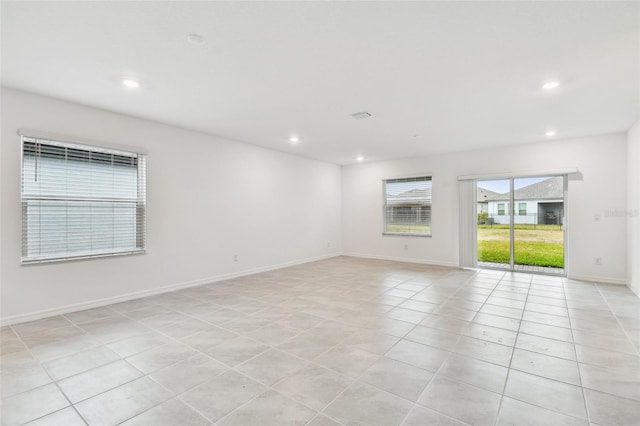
(477, 179), (512, 269)
(476, 176), (565, 275)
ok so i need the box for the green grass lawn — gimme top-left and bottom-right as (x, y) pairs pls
(385, 223), (563, 267)
(478, 225), (564, 268)
(386, 223), (431, 234)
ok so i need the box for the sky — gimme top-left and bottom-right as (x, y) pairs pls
(477, 177), (553, 194)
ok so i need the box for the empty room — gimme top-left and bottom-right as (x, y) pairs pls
(1, 1), (639, 426)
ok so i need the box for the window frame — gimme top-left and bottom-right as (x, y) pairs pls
(497, 203), (506, 216)
(518, 202), (527, 216)
(20, 134), (147, 265)
(382, 175), (432, 237)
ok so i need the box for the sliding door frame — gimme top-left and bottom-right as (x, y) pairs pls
(509, 178), (515, 271)
(474, 174), (568, 277)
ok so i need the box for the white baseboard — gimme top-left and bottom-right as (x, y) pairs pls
(566, 274), (627, 286)
(342, 252), (459, 269)
(344, 254), (631, 287)
(7, 253), (627, 326)
(0, 253), (341, 326)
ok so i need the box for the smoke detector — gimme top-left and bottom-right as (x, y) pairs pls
(351, 111), (373, 119)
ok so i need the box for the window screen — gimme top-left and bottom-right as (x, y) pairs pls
(21, 136), (146, 263)
(383, 176), (432, 236)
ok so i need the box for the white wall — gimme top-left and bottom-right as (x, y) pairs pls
(342, 134), (628, 284)
(0, 88), (342, 323)
(628, 120), (640, 296)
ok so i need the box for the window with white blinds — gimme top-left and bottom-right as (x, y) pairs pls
(383, 176), (432, 236)
(21, 136), (146, 264)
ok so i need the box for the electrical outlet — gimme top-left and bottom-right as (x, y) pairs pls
(327, 242), (331, 247)
(404, 244), (408, 250)
(233, 254), (238, 262)
(595, 257), (602, 266)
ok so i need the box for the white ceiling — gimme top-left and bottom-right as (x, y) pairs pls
(2, 1), (638, 165)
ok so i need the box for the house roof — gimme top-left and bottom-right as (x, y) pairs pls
(487, 176), (564, 201)
(477, 187), (500, 203)
(387, 187), (432, 205)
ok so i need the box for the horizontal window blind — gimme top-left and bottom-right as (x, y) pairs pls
(383, 176), (432, 236)
(21, 136), (146, 264)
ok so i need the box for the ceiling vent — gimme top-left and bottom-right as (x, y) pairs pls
(351, 111), (373, 119)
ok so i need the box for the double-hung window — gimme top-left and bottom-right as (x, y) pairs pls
(518, 202), (527, 216)
(21, 135), (146, 264)
(383, 176), (432, 236)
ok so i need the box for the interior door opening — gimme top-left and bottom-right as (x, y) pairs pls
(476, 176), (565, 275)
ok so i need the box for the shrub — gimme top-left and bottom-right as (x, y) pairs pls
(477, 211), (489, 225)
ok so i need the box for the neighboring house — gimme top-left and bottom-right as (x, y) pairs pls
(477, 187), (501, 214)
(386, 187), (432, 224)
(480, 177), (564, 225)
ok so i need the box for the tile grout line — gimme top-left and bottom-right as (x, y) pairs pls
(106, 286), (312, 424)
(497, 276), (595, 423)
(396, 269), (488, 426)
(208, 271), (442, 426)
(13, 289), (288, 425)
(593, 283), (640, 357)
(402, 269), (509, 425)
(4, 261), (639, 426)
(55, 270), (393, 424)
(7, 324), (90, 426)
(310, 270), (466, 426)
(125, 283), (383, 424)
(492, 272), (532, 426)
(564, 276), (593, 424)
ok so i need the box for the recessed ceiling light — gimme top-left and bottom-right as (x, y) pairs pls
(356, 155), (364, 162)
(289, 135), (300, 143)
(545, 130), (557, 137)
(542, 81), (560, 90)
(121, 79), (141, 89)
(352, 111), (373, 120)
(187, 34), (205, 45)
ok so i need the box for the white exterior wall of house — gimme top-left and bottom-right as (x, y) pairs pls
(487, 201), (508, 224)
(487, 200), (539, 224)
(487, 200), (563, 225)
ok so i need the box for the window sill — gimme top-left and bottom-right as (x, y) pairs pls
(21, 249), (145, 265)
(382, 232), (432, 238)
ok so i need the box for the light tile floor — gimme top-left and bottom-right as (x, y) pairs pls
(1, 256), (640, 426)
